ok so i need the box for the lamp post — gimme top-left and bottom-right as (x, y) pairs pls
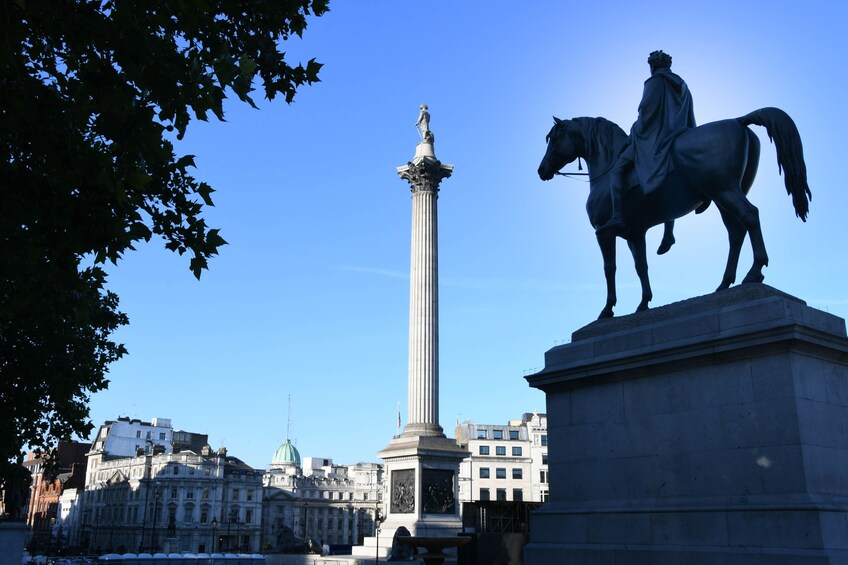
(226, 508), (238, 552)
(374, 505), (386, 565)
(150, 485), (161, 552)
(211, 517), (218, 553)
(49, 517), (56, 555)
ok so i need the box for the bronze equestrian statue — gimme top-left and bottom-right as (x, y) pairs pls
(537, 51), (811, 319)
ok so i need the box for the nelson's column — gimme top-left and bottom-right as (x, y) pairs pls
(377, 105), (469, 540)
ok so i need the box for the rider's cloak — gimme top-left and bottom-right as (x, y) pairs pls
(627, 67), (696, 193)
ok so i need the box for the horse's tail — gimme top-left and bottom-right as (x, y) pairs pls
(737, 107), (811, 221)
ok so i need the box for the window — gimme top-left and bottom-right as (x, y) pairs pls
(146, 431), (151, 439)
(186, 490), (194, 499)
(247, 490), (254, 502)
(512, 468), (523, 479)
(540, 470), (547, 484)
(159, 432), (166, 440)
(493, 430), (503, 440)
(512, 446), (522, 456)
(541, 435), (548, 447)
(184, 506), (194, 524)
(496, 488), (507, 501)
(479, 445), (489, 455)
(170, 488), (178, 499)
(232, 489), (239, 501)
(513, 489), (523, 502)
(496, 446), (506, 456)
(479, 488), (490, 501)
(542, 454), (548, 465)
(477, 429), (487, 439)
(496, 468), (506, 479)
(509, 430), (519, 440)
(202, 488), (209, 500)
(479, 468), (490, 479)
(136, 431), (142, 438)
(200, 507), (209, 524)
(173, 466), (179, 475)
(245, 509), (253, 524)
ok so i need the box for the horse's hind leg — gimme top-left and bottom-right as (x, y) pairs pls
(713, 188), (769, 284)
(596, 232), (617, 318)
(627, 232), (653, 311)
(717, 207), (746, 290)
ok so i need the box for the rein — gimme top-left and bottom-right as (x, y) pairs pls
(554, 165), (614, 184)
(555, 171), (590, 182)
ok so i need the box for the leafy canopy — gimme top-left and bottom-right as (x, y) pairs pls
(0, 0), (328, 493)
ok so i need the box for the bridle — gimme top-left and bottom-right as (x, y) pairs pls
(547, 123), (613, 184)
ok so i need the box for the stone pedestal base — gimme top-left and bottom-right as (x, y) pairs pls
(0, 521), (29, 565)
(377, 434), (468, 538)
(525, 285), (848, 564)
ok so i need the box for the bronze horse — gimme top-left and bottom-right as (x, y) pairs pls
(538, 108), (811, 319)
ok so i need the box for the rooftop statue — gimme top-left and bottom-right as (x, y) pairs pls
(538, 51), (811, 319)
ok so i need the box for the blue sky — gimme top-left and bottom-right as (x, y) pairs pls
(88, 1), (848, 469)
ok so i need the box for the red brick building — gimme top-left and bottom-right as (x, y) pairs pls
(22, 441), (89, 551)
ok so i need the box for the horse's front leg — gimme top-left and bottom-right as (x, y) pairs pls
(627, 232), (652, 312)
(596, 232), (617, 318)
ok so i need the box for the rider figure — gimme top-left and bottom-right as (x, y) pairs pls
(597, 50), (696, 251)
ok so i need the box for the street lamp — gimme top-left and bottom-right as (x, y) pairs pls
(211, 517), (218, 553)
(150, 485), (161, 552)
(373, 505), (385, 565)
(49, 517), (56, 555)
(226, 508), (238, 552)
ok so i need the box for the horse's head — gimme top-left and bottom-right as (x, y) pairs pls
(538, 117), (580, 181)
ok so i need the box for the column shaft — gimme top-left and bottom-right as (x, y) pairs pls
(408, 189), (439, 430)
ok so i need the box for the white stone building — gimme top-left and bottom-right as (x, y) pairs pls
(263, 439), (383, 549)
(77, 444), (263, 554)
(455, 413), (548, 504)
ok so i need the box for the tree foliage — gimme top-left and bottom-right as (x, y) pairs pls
(0, 0), (328, 490)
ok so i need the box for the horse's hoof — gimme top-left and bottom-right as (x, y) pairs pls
(636, 303), (650, 312)
(716, 280), (732, 291)
(657, 235), (675, 255)
(598, 308), (614, 319)
(741, 273), (765, 284)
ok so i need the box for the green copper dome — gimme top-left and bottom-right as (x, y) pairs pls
(272, 439), (301, 466)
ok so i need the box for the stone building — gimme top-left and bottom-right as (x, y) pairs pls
(78, 444), (263, 553)
(455, 413), (549, 504)
(21, 441), (89, 553)
(262, 438), (383, 550)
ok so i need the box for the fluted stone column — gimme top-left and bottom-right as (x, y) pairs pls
(362, 117), (467, 547)
(398, 146), (452, 437)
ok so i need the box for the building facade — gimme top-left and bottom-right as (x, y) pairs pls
(78, 445), (263, 554)
(455, 413), (548, 504)
(21, 441), (89, 553)
(262, 439), (383, 550)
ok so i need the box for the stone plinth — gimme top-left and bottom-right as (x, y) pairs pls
(525, 285), (848, 564)
(377, 434), (468, 538)
(0, 521), (29, 565)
